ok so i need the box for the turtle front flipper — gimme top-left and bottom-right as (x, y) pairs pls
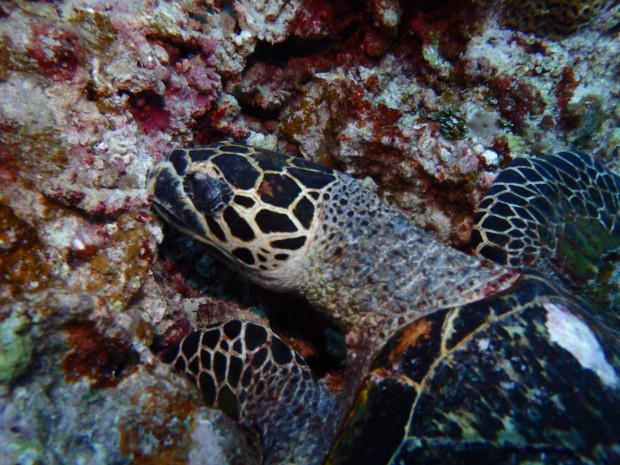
(161, 320), (337, 465)
(472, 150), (620, 292)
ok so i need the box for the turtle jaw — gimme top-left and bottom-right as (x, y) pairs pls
(147, 161), (214, 244)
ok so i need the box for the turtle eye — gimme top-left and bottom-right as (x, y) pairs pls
(184, 172), (233, 217)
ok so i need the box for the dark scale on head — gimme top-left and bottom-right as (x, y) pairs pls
(253, 151), (291, 171)
(187, 148), (218, 162)
(270, 236), (306, 250)
(293, 197), (315, 229)
(288, 168), (335, 189)
(223, 206), (255, 242)
(289, 156), (334, 173)
(212, 154), (260, 190)
(153, 172), (203, 232)
(232, 247), (255, 265)
(234, 195), (256, 209)
(205, 216), (228, 243)
(258, 173), (302, 208)
(220, 144), (251, 154)
(184, 174), (233, 216)
(169, 149), (189, 175)
(255, 209), (298, 233)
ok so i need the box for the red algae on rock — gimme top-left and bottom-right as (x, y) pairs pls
(0, 202), (55, 304)
(61, 320), (139, 389)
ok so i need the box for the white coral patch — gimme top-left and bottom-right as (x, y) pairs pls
(188, 416), (226, 465)
(544, 300), (618, 388)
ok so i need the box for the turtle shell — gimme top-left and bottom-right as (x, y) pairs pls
(327, 273), (620, 465)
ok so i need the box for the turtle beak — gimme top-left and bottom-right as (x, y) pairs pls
(147, 161), (211, 240)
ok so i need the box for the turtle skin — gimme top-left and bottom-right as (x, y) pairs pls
(148, 143), (620, 465)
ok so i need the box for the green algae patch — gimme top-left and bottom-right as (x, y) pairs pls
(0, 312), (33, 383)
(430, 108), (468, 140)
(556, 218), (620, 288)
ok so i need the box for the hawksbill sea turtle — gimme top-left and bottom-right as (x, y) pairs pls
(147, 142), (620, 465)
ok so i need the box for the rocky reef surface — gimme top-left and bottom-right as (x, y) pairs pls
(0, 0), (618, 463)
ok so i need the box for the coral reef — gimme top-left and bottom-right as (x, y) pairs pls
(0, 0), (618, 462)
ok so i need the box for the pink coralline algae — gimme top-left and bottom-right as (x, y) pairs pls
(0, 0), (619, 464)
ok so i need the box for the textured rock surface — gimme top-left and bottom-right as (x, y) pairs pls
(0, 0), (618, 463)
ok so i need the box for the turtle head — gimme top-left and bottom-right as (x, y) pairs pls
(147, 143), (339, 292)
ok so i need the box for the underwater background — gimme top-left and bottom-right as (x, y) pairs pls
(0, 1), (619, 464)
